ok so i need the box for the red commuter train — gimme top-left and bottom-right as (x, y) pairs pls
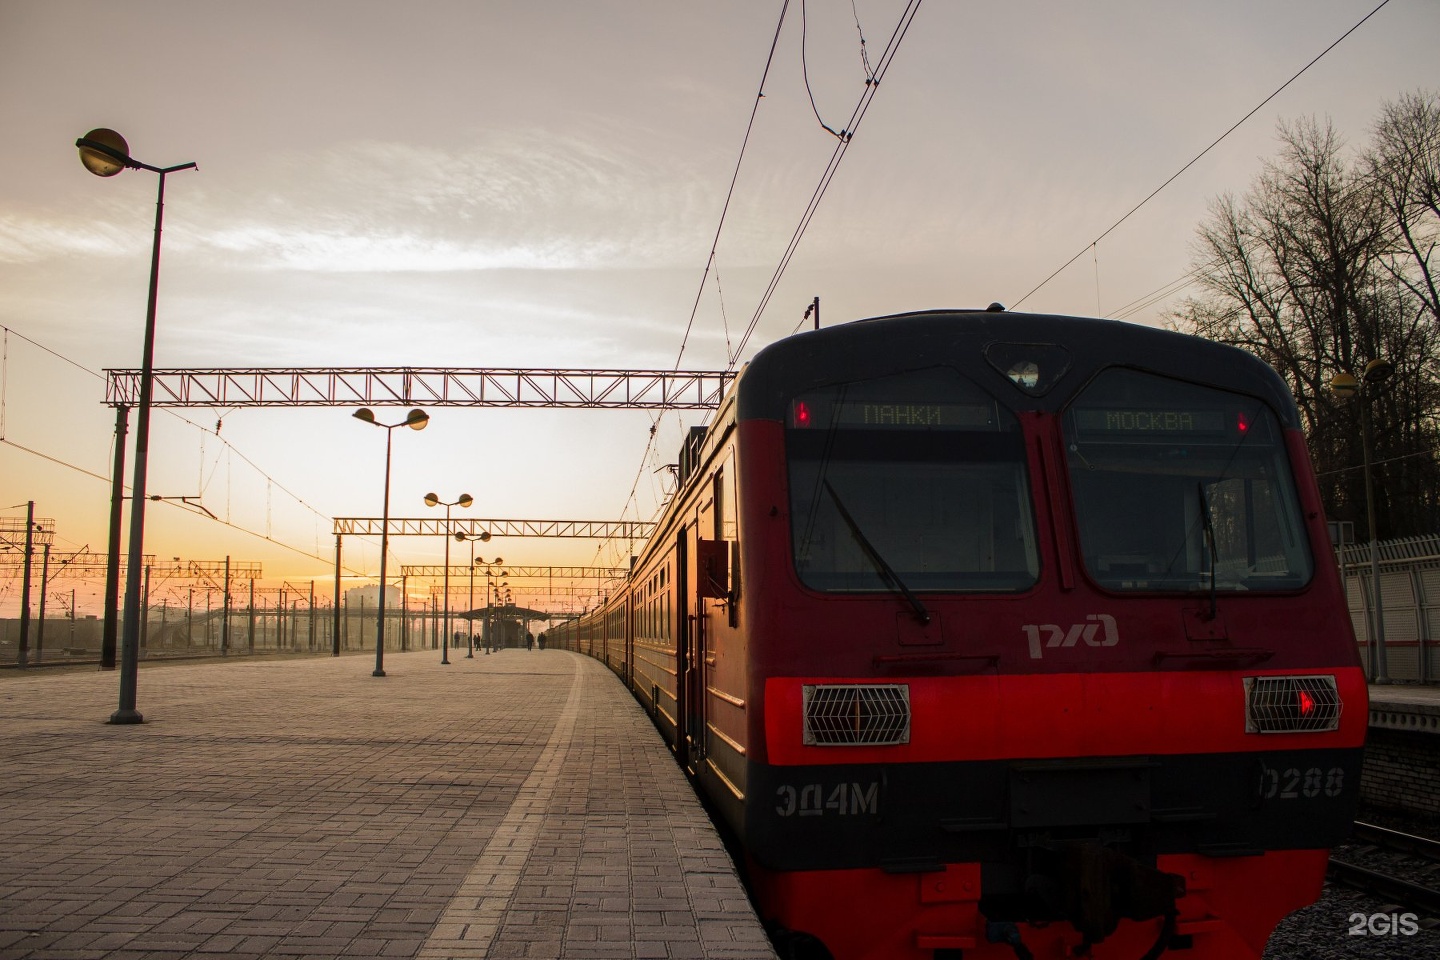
(547, 308), (1366, 960)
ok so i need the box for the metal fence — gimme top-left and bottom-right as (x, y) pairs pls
(0, 601), (496, 666)
(1338, 535), (1440, 684)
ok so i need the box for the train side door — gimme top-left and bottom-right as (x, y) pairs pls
(686, 525), (732, 778)
(625, 588), (634, 688)
(683, 520), (718, 775)
(674, 528), (692, 763)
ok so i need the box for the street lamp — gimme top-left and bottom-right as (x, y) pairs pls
(454, 533), (494, 657)
(473, 560), (507, 654)
(77, 129), (197, 724)
(424, 492), (472, 664)
(354, 408), (429, 676)
(1330, 357), (1395, 684)
(500, 587), (515, 648)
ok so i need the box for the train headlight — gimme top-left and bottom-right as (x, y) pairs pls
(1244, 675), (1342, 733)
(802, 684), (910, 746)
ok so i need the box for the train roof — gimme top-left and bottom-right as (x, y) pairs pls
(736, 308), (1301, 428)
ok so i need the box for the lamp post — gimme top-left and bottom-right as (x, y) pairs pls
(424, 492), (472, 664)
(499, 588), (514, 649)
(474, 560), (507, 654)
(1330, 357), (1395, 684)
(454, 534), (494, 657)
(354, 408), (429, 676)
(77, 129), (196, 723)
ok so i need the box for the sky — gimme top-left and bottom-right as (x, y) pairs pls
(1, 0), (1436, 619)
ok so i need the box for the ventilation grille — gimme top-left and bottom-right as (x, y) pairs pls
(803, 684), (910, 746)
(1244, 675), (1342, 734)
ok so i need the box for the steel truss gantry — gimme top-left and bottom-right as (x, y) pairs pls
(151, 559), (264, 579)
(426, 586), (608, 601)
(99, 367), (711, 662)
(106, 367), (735, 410)
(0, 553), (154, 576)
(335, 518), (655, 540)
(399, 565), (627, 580)
(0, 517), (56, 547)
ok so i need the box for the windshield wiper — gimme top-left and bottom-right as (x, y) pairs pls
(1197, 481), (1219, 621)
(823, 480), (930, 624)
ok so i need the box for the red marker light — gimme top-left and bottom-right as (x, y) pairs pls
(1237, 412), (1251, 433)
(795, 400), (812, 428)
(1298, 689), (1316, 716)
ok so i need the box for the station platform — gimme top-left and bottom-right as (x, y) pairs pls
(1367, 680), (1440, 733)
(0, 649), (777, 960)
(1361, 682), (1439, 823)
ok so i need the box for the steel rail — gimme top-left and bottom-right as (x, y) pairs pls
(1351, 821), (1440, 863)
(1325, 859), (1440, 915)
(1326, 821), (1440, 916)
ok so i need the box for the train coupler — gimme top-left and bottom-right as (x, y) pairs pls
(985, 921), (1037, 960)
(1026, 841), (1185, 957)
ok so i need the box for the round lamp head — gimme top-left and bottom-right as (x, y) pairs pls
(1329, 372), (1359, 399)
(479, 531), (491, 542)
(405, 408), (430, 430)
(458, 493), (474, 509)
(1363, 358), (1395, 384)
(77, 128), (130, 177)
(424, 492), (440, 507)
(353, 408), (376, 424)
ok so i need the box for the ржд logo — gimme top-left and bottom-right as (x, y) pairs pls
(1023, 614), (1118, 659)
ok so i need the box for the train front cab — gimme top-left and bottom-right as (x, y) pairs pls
(730, 317), (1367, 960)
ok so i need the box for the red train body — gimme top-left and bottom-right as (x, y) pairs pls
(547, 310), (1366, 960)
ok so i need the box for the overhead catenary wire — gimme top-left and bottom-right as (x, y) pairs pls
(1010, 0), (1394, 311)
(601, 1), (793, 566)
(0, 322), (360, 574)
(729, 0), (924, 368)
(0, 434), (353, 570)
(671, 1), (791, 376)
(1, 321), (334, 529)
(1108, 101), (1440, 327)
(802, 0), (846, 140)
(1108, 270), (1202, 322)
(602, 0), (925, 568)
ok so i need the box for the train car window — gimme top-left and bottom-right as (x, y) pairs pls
(1063, 368), (1312, 592)
(787, 366), (1039, 593)
(720, 451), (738, 542)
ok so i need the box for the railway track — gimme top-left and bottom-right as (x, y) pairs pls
(1326, 821), (1440, 917)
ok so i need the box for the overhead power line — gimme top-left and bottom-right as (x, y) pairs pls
(729, 0), (925, 366)
(604, 1), (794, 570)
(604, 0), (926, 570)
(1011, 0), (1394, 311)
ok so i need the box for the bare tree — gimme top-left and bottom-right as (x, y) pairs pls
(1368, 91), (1440, 324)
(1172, 96), (1440, 536)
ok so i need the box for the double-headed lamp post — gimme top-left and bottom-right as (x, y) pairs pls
(1330, 357), (1395, 684)
(477, 564), (508, 653)
(454, 533), (494, 657)
(76, 129), (196, 724)
(424, 492), (472, 664)
(501, 588), (515, 648)
(354, 408), (429, 677)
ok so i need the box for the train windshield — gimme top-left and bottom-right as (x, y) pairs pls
(1063, 368), (1312, 592)
(786, 367), (1039, 593)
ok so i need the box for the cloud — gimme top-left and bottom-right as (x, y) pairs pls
(6, 128), (726, 276)
(195, 130), (723, 273)
(0, 215), (138, 264)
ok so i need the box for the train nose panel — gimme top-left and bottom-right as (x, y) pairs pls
(1008, 758), (1152, 828)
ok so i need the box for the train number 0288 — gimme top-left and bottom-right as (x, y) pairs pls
(1260, 765), (1345, 800)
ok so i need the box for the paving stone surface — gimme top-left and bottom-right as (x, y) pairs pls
(0, 650), (776, 960)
